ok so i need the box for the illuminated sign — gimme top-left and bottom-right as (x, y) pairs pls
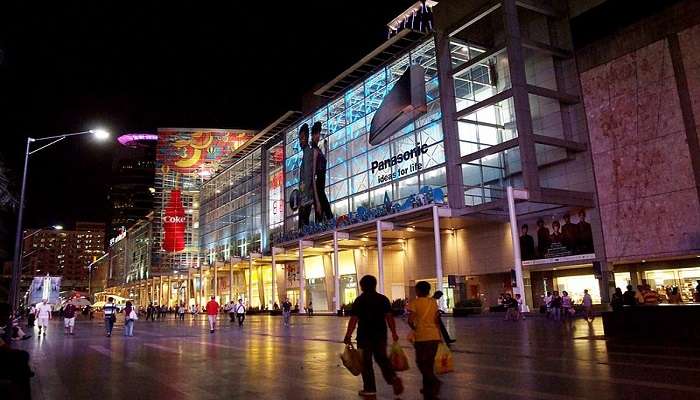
(163, 189), (186, 252)
(109, 228), (127, 247)
(369, 65), (427, 146)
(269, 170), (283, 226)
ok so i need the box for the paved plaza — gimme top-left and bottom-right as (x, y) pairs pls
(12, 314), (700, 400)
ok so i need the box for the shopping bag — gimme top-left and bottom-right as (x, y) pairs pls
(340, 344), (363, 376)
(389, 342), (410, 371)
(434, 342), (454, 375)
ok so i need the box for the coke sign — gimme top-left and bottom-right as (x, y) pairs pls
(163, 189), (186, 252)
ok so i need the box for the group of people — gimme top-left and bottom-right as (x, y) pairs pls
(542, 289), (595, 322)
(519, 210), (594, 260)
(501, 293), (526, 321)
(343, 275), (453, 399)
(612, 283), (692, 309)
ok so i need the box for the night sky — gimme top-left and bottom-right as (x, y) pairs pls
(0, 1), (416, 230)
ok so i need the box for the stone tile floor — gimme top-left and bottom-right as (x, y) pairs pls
(11, 313), (700, 399)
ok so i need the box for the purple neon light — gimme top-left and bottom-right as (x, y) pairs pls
(117, 133), (158, 146)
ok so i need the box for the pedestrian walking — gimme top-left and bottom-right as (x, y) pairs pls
(103, 297), (118, 337)
(306, 301), (314, 317)
(582, 289), (594, 321)
(343, 275), (404, 398)
(503, 293), (518, 321)
(408, 281), (442, 400)
(206, 296), (219, 333)
(63, 299), (78, 335)
(27, 304), (36, 328)
(432, 291), (455, 344)
(34, 299), (52, 336)
(543, 291), (553, 318)
(124, 301), (137, 337)
(234, 299), (246, 327)
(281, 298), (292, 326)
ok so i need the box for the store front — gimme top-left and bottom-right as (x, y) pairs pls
(614, 259), (700, 303)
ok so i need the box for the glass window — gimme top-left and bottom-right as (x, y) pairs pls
(397, 175), (419, 199)
(329, 163), (347, 184)
(351, 172), (368, 193)
(350, 154), (368, 176)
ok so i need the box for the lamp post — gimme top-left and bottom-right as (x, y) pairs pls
(9, 129), (110, 312)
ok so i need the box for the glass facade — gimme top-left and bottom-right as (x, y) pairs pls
(283, 39), (447, 232)
(200, 148), (264, 260)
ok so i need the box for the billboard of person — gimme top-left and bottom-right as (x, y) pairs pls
(536, 219), (551, 258)
(577, 209), (593, 254)
(550, 221), (562, 243)
(311, 122), (333, 222)
(561, 213), (577, 252)
(297, 124), (314, 230)
(519, 224), (535, 260)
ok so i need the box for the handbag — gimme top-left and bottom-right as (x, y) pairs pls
(129, 309), (138, 321)
(340, 344), (363, 376)
(434, 342), (454, 375)
(389, 342), (410, 371)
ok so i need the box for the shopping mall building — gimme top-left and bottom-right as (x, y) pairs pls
(103, 0), (700, 312)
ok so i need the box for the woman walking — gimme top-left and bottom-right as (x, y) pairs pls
(124, 301), (137, 337)
(103, 297), (118, 337)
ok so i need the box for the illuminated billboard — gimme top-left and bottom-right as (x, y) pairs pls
(28, 276), (62, 305)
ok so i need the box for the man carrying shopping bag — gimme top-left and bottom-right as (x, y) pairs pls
(344, 275), (404, 398)
(407, 281), (443, 400)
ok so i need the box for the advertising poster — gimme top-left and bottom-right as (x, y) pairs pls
(28, 276), (62, 305)
(519, 209), (596, 266)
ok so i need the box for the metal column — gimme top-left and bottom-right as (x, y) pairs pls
(507, 186), (526, 298)
(376, 221), (385, 295)
(214, 265), (218, 301)
(333, 231), (341, 312)
(199, 270), (204, 306)
(229, 262), (234, 303)
(298, 240), (306, 314)
(432, 206), (444, 294)
(248, 257), (253, 307)
(186, 268), (191, 306)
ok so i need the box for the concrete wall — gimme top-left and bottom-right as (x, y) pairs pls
(580, 33), (700, 263)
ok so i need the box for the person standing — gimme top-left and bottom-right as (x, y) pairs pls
(227, 301), (236, 323)
(550, 291), (562, 321)
(147, 303), (154, 322)
(124, 301), (136, 337)
(103, 297), (118, 337)
(519, 224), (536, 261)
(611, 288), (624, 311)
(582, 289), (594, 321)
(543, 291), (553, 318)
(178, 304), (185, 320)
(343, 275), (404, 398)
(668, 287), (683, 304)
(623, 285), (637, 306)
(63, 299), (78, 335)
(205, 296), (219, 333)
(35, 299), (52, 336)
(234, 299), (246, 327)
(432, 291), (455, 344)
(281, 298), (292, 326)
(515, 293), (525, 320)
(27, 304), (36, 328)
(306, 301), (314, 317)
(561, 291), (573, 321)
(408, 281), (442, 400)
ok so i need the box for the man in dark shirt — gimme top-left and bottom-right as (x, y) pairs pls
(519, 224), (536, 260)
(576, 210), (594, 254)
(298, 124), (314, 230)
(536, 219), (551, 258)
(344, 275), (403, 397)
(622, 285), (637, 306)
(561, 213), (578, 252)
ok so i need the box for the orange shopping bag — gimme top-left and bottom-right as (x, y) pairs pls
(434, 342), (454, 375)
(340, 344), (363, 376)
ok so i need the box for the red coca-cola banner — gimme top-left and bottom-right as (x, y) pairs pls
(163, 189), (186, 252)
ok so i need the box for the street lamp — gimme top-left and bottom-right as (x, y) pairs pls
(9, 129), (111, 312)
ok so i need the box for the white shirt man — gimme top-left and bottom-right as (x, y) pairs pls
(35, 300), (52, 335)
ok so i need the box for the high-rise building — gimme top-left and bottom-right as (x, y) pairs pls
(23, 222), (105, 291)
(108, 133), (158, 239)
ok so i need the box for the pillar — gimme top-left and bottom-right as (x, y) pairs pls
(432, 206), (444, 295)
(333, 231), (341, 312)
(229, 262), (234, 303)
(506, 187), (525, 298)
(376, 220), (385, 295)
(271, 248), (277, 307)
(298, 240), (306, 314)
(248, 257), (253, 307)
(199, 270), (204, 306)
(186, 268), (191, 307)
(214, 265), (218, 302)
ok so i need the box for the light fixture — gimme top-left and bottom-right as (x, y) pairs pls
(53, 225), (63, 230)
(90, 129), (110, 140)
